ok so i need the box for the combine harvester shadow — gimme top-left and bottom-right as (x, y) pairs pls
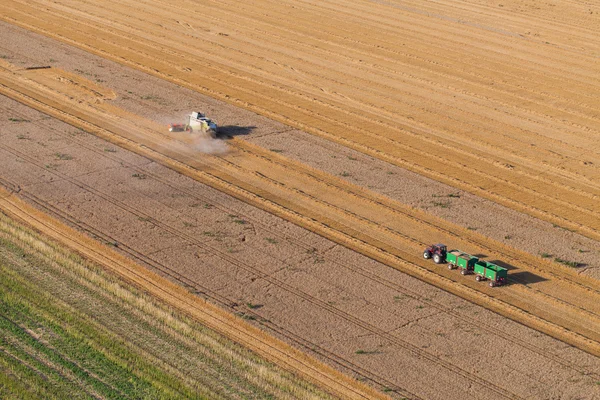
(218, 125), (256, 139)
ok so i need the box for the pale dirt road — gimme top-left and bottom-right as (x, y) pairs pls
(1, 1), (600, 399)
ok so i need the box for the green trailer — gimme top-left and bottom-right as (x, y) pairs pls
(446, 250), (478, 275)
(473, 261), (508, 287)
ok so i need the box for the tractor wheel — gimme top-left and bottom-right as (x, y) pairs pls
(475, 275), (482, 282)
(423, 251), (431, 259)
(433, 254), (443, 264)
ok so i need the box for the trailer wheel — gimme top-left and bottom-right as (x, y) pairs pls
(460, 269), (467, 275)
(433, 254), (443, 264)
(475, 275), (482, 282)
(448, 264), (454, 270)
(489, 281), (496, 288)
(423, 251), (431, 259)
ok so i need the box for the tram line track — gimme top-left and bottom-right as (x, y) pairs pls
(0, 170), (523, 400)
(2, 103), (596, 382)
(0, 186), (395, 400)
(1, 66), (600, 358)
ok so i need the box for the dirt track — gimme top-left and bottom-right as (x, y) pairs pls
(1, 1), (600, 399)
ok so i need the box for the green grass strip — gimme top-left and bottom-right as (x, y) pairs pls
(0, 258), (196, 400)
(0, 211), (334, 400)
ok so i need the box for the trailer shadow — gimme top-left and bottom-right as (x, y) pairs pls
(218, 125), (257, 138)
(506, 271), (548, 285)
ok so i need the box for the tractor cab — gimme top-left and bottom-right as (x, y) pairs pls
(423, 243), (447, 264)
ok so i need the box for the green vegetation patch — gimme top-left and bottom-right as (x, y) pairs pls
(0, 213), (333, 400)
(554, 257), (580, 268)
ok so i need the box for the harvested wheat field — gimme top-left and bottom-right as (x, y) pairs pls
(0, 0), (599, 399)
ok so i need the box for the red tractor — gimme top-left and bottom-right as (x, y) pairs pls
(423, 243), (447, 264)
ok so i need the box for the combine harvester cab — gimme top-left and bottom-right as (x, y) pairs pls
(188, 112), (218, 138)
(169, 112), (218, 138)
(446, 250), (478, 276)
(474, 261), (508, 287)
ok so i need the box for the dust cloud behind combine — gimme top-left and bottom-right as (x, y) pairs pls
(192, 135), (229, 155)
(155, 114), (229, 156)
(154, 133), (229, 158)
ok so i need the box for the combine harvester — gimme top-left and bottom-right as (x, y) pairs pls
(423, 244), (507, 287)
(169, 112), (218, 138)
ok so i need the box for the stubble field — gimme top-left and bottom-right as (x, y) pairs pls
(1, 0), (599, 399)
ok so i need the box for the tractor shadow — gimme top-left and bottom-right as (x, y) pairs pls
(489, 260), (548, 286)
(218, 125), (257, 139)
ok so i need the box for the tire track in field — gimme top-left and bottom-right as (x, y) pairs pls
(404, 0), (600, 39)
(2, 69), (600, 367)
(3, 102), (596, 386)
(2, 9), (599, 248)
(337, 0), (600, 50)
(3, 0), (600, 244)
(0, 188), (394, 400)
